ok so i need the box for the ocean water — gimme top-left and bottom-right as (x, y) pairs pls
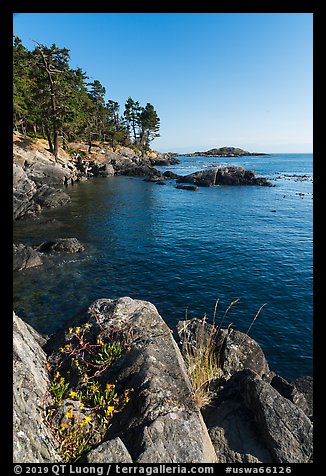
(13, 153), (313, 381)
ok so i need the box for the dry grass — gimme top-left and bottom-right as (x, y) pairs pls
(179, 298), (266, 408)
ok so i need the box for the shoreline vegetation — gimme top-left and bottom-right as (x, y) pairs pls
(13, 36), (312, 464)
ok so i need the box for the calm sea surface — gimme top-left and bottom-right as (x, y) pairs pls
(13, 153), (313, 381)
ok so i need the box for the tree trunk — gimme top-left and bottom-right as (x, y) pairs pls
(45, 123), (54, 153)
(53, 130), (59, 160)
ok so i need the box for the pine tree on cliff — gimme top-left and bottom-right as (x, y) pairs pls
(32, 41), (71, 160)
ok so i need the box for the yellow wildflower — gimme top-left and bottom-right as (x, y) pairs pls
(84, 416), (91, 424)
(54, 371), (60, 379)
(106, 406), (115, 415)
(59, 377), (65, 385)
(68, 327), (73, 334)
(79, 402), (84, 409)
(106, 383), (115, 391)
(69, 391), (77, 398)
(75, 326), (81, 334)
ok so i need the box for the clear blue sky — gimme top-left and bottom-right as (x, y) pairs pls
(13, 13), (313, 153)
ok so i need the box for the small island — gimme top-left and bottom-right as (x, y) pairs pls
(175, 146), (269, 157)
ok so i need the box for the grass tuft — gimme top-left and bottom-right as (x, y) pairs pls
(179, 298), (266, 408)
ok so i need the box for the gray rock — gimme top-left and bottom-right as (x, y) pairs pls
(118, 164), (162, 177)
(36, 238), (85, 254)
(143, 175), (166, 183)
(163, 170), (182, 179)
(13, 243), (43, 271)
(176, 184), (198, 191)
(33, 184), (71, 209)
(27, 159), (75, 187)
(177, 166), (272, 187)
(237, 369), (313, 463)
(271, 374), (310, 415)
(85, 297), (217, 463)
(203, 389), (273, 463)
(217, 328), (271, 380)
(13, 164), (39, 220)
(292, 376), (313, 418)
(99, 163), (115, 177)
(86, 437), (133, 463)
(13, 312), (61, 462)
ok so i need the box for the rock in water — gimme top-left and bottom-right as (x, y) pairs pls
(36, 238), (85, 254)
(13, 243), (43, 271)
(177, 166), (272, 187)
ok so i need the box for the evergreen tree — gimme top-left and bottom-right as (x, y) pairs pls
(124, 97), (142, 144)
(32, 41), (71, 159)
(13, 37), (161, 156)
(139, 103), (160, 150)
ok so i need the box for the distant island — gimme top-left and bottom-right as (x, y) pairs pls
(174, 146), (269, 157)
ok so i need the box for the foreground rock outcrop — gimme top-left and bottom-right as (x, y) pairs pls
(13, 299), (313, 463)
(13, 312), (61, 462)
(176, 166), (272, 187)
(178, 320), (313, 463)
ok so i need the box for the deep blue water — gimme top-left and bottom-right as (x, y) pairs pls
(13, 153), (313, 381)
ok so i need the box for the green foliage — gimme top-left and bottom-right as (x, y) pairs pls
(13, 36), (160, 154)
(44, 321), (132, 462)
(49, 373), (69, 405)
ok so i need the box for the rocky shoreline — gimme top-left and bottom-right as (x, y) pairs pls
(13, 298), (313, 463)
(13, 135), (273, 223)
(13, 137), (312, 463)
(13, 134), (178, 221)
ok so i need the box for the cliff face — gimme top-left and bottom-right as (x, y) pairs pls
(13, 298), (313, 464)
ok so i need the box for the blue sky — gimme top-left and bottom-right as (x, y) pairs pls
(13, 13), (313, 153)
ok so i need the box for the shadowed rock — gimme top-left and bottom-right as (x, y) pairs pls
(236, 369), (313, 463)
